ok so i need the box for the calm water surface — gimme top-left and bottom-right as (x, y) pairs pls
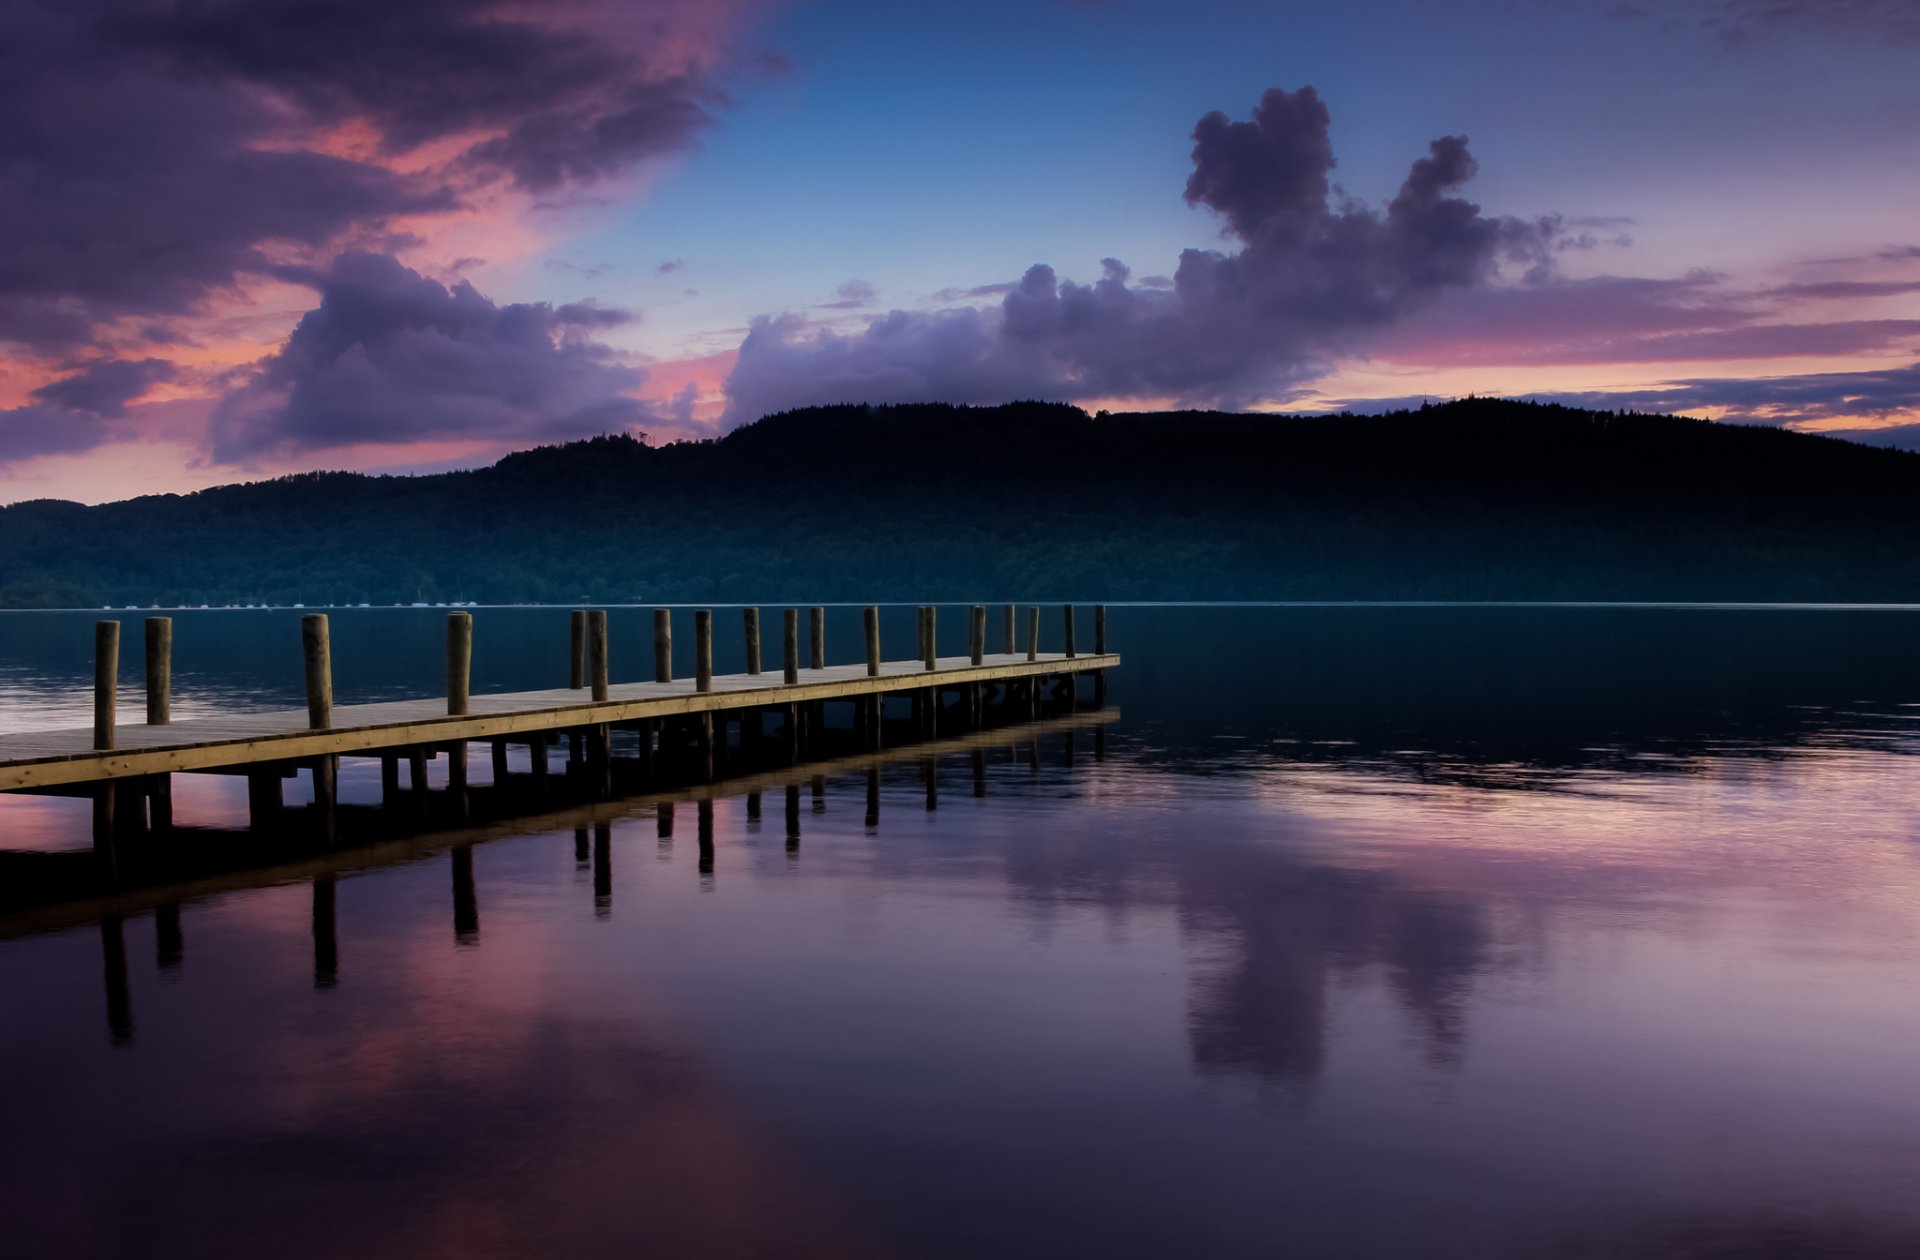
(3, 605), (1919, 1258)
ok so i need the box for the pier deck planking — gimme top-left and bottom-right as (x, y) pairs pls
(0, 652), (1117, 791)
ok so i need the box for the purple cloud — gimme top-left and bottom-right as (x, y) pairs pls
(0, 359), (178, 464)
(210, 253), (649, 463)
(723, 87), (1557, 423)
(1502, 361), (1920, 431)
(0, 0), (723, 355)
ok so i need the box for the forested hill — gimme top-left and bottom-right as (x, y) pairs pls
(5, 399), (1920, 607)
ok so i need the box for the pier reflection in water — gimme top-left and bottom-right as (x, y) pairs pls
(5, 606), (1920, 1258)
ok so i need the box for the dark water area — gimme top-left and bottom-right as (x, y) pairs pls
(4, 605), (1920, 1258)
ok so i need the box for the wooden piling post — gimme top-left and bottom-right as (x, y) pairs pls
(1026, 606), (1040, 662)
(530, 731), (550, 793)
(247, 768), (283, 837)
(970, 604), (986, 666)
(654, 608), (673, 683)
(1063, 604), (1076, 659)
(923, 606), (937, 670)
(140, 617), (174, 834)
(94, 620), (119, 750)
(302, 614), (332, 729)
(587, 609), (609, 702)
(810, 607), (825, 670)
(744, 607), (761, 675)
(446, 611), (472, 716)
(1002, 604), (1015, 657)
(695, 610), (713, 692)
(143, 617), (170, 726)
(1095, 604), (1108, 655)
(570, 610), (586, 689)
(491, 739), (509, 783)
(864, 606), (881, 677)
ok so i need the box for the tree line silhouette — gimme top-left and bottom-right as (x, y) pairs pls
(4, 398), (1919, 606)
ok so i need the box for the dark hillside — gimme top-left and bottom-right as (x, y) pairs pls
(3, 400), (1917, 606)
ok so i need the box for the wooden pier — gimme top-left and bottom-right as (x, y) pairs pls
(0, 604), (1117, 857)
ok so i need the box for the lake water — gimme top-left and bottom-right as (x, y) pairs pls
(3, 604), (1920, 1258)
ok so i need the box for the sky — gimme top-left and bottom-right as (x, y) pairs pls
(1, 0), (1917, 503)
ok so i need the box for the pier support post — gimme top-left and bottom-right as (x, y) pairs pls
(783, 609), (800, 685)
(1094, 604), (1108, 705)
(970, 604), (985, 667)
(923, 606), (937, 670)
(446, 611), (472, 819)
(381, 754), (401, 805)
(490, 739), (509, 785)
(302, 614), (332, 728)
(1026, 606), (1040, 662)
(90, 621), (120, 857)
(654, 609), (673, 683)
(301, 614), (336, 841)
(447, 611), (471, 715)
(810, 606), (825, 670)
(445, 742), (468, 820)
(864, 606), (882, 748)
(1063, 604), (1076, 659)
(694, 609), (713, 693)
(408, 747), (430, 823)
(94, 620), (118, 752)
(247, 767), (283, 838)
(570, 610), (586, 690)
(144, 617), (170, 725)
(1003, 604), (1015, 656)
(744, 607), (761, 676)
(530, 731), (550, 796)
(587, 609), (609, 702)
(144, 617), (173, 832)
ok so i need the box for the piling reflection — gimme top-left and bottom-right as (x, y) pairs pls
(99, 915), (131, 1046)
(451, 844), (478, 945)
(155, 900), (182, 972)
(312, 876), (337, 989)
(592, 821), (611, 915)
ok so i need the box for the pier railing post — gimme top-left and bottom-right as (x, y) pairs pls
(654, 609), (672, 683)
(695, 610), (713, 692)
(1095, 604), (1107, 655)
(783, 609), (799, 684)
(302, 614), (332, 729)
(810, 606), (825, 670)
(744, 607), (761, 675)
(93, 620), (119, 751)
(970, 605), (986, 667)
(301, 612), (335, 841)
(587, 609), (609, 702)
(143, 616), (172, 832)
(1002, 604), (1015, 656)
(446, 611), (471, 715)
(144, 617), (170, 726)
(1026, 606), (1040, 662)
(569, 610), (587, 689)
(1063, 604), (1076, 658)
(923, 606), (937, 671)
(864, 606), (881, 677)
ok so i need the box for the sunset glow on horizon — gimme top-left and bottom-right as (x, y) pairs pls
(2, 0), (1916, 502)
